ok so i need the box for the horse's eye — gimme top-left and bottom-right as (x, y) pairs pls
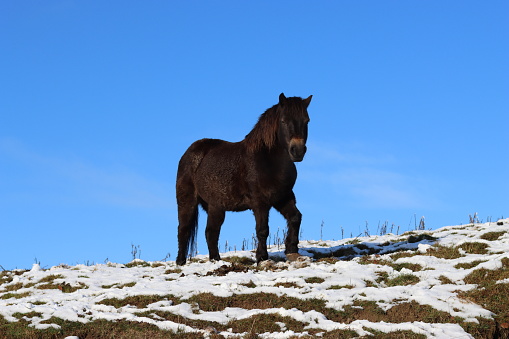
(281, 120), (287, 125)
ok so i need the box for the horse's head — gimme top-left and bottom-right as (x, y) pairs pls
(277, 93), (312, 162)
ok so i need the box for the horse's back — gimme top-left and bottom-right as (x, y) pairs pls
(178, 138), (230, 175)
(178, 138), (250, 210)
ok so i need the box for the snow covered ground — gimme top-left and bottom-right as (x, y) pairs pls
(1, 219), (508, 338)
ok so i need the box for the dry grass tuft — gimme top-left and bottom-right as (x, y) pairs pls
(99, 295), (178, 309)
(426, 245), (463, 259)
(480, 231), (506, 241)
(457, 242), (489, 254)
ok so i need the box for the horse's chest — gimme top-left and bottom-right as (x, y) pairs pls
(249, 161), (296, 198)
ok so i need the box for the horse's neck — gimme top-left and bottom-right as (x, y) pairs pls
(252, 143), (293, 168)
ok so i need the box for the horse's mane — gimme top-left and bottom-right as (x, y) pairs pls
(243, 104), (280, 153)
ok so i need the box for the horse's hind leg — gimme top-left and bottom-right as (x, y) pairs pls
(176, 202), (198, 265)
(176, 201), (198, 265)
(275, 195), (302, 255)
(205, 207), (225, 261)
(176, 176), (199, 265)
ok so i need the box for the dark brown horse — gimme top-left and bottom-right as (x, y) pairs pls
(176, 93), (312, 265)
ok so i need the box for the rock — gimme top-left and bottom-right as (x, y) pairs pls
(286, 253), (303, 262)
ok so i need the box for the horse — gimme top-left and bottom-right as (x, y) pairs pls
(176, 93), (312, 265)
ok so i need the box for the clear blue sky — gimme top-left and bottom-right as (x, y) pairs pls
(1, 1), (508, 270)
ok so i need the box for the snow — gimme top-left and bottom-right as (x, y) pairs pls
(1, 219), (508, 338)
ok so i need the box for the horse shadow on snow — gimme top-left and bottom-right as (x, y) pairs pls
(267, 233), (437, 262)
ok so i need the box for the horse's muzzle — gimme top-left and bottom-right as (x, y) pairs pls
(289, 138), (306, 162)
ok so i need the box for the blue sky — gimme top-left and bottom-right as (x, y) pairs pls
(1, 1), (508, 270)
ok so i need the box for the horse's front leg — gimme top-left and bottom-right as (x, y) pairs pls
(205, 207), (225, 262)
(275, 195), (301, 255)
(253, 206), (270, 263)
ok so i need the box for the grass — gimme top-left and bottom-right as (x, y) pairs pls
(457, 242), (489, 254)
(426, 244), (463, 259)
(101, 281), (136, 289)
(184, 292), (327, 314)
(1, 220), (508, 338)
(454, 260), (486, 270)
(328, 284), (355, 290)
(1, 292), (31, 300)
(457, 257), (509, 335)
(438, 275), (454, 284)
(0, 315), (199, 339)
(99, 295), (178, 309)
(390, 262), (423, 272)
(480, 231), (506, 241)
(274, 281), (299, 288)
(125, 260), (151, 268)
(304, 276), (325, 284)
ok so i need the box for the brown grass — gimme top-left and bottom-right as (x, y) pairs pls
(0, 315), (202, 339)
(480, 231), (506, 241)
(426, 245), (463, 259)
(2, 227), (508, 338)
(183, 292), (326, 313)
(457, 242), (489, 254)
(99, 295), (178, 309)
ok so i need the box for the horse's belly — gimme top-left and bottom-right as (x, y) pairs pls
(195, 154), (250, 211)
(197, 183), (250, 211)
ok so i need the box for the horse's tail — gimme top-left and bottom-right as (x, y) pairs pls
(176, 179), (200, 265)
(187, 205), (199, 259)
(176, 142), (205, 265)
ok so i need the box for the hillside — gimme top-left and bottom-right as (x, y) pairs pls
(1, 219), (508, 338)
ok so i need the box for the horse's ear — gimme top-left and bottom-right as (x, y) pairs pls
(303, 95), (313, 108)
(279, 93), (287, 106)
